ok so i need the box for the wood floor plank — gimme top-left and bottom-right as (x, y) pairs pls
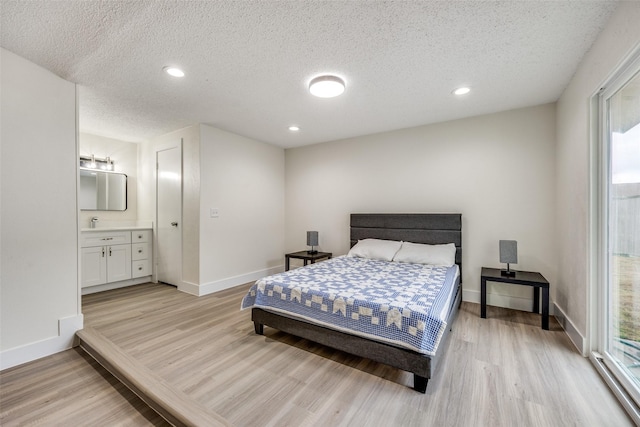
(4, 281), (633, 426)
(80, 282), (635, 426)
(77, 326), (231, 427)
(0, 347), (169, 426)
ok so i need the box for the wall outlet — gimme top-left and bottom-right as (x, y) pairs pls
(210, 208), (219, 218)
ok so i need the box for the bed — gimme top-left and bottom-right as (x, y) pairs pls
(243, 213), (462, 392)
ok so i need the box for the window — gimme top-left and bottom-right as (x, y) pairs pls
(596, 51), (640, 413)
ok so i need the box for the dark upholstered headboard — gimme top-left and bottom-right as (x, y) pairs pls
(350, 213), (462, 272)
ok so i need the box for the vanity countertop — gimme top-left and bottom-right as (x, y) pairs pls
(81, 226), (152, 232)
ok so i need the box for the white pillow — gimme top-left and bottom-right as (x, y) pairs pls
(393, 242), (456, 266)
(347, 239), (402, 261)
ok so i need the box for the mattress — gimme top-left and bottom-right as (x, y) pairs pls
(241, 256), (460, 356)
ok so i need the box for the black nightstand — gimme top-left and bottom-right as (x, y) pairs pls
(480, 267), (550, 330)
(285, 251), (332, 271)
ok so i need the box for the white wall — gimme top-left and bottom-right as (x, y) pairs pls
(286, 104), (557, 310)
(198, 124), (285, 294)
(79, 133), (138, 227)
(0, 48), (82, 369)
(556, 1), (640, 353)
(139, 124), (285, 295)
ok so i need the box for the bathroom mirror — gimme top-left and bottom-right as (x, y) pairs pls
(79, 169), (127, 211)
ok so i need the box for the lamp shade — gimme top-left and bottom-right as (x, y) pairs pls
(499, 240), (518, 264)
(307, 231), (319, 247)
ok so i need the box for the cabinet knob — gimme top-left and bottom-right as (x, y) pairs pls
(138, 266), (143, 270)
(138, 249), (143, 253)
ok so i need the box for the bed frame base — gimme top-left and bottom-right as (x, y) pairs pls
(252, 308), (433, 392)
(250, 213), (462, 393)
(251, 280), (460, 393)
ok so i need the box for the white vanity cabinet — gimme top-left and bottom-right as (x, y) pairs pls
(81, 228), (152, 292)
(131, 230), (152, 278)
(81, 231), (132, 287)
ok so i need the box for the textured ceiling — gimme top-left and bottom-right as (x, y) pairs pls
(0, 1), (618, 148)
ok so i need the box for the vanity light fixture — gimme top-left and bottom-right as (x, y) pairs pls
(163, 66), (185, 77)
(309, 75), (345, 98)
(453, 87), (471, 96)
(80, 155), (115, 171)
(288, 126), (300, 132)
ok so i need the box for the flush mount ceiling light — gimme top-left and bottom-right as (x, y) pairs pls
(453, 87), (471, 95)
(163, 66), (185, 77)
(309, 75), (345, 98)
(288, 126), (300, 131)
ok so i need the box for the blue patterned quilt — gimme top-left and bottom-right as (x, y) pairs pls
(241, 256), (459, 356)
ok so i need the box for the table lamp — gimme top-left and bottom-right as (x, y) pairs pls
(500, 240), (517, 276)
(307, 231), (318, 254)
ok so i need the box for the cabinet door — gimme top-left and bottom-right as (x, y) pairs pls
(107, 244), (132, 283)
(81, 246), (107, 288)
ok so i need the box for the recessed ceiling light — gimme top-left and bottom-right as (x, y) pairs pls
(288, 126), (300, 131)
(309, 75), (345, 98)
(163, 66), (185, 77)
(453, 87), (470, 95)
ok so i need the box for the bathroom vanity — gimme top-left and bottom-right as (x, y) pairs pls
(81, 227), (152, 294)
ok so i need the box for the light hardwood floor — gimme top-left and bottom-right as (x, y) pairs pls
(2, 282), (633, 426)
(0, 346), (170, 426)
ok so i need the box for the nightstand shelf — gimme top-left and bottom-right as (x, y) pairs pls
(285, 251), (332, 271)
(480, 267), (550, 330)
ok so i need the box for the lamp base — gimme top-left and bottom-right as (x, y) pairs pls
(501, 269), (516, 277)
(307, 250), (318, 255)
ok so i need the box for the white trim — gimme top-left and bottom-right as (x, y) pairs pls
(81, 277), (151, 295)
(178, 266), (284, 297)
(591, 352), (640, 425)
(0, 314), (84, 370)
(587, 87), (601, 361)
(75, 83), (83, 326)
(589, 41), (640, 409)
(177, 280), (200, 296)
(553, 302), (587, 355)
(464, 288), (554, 316)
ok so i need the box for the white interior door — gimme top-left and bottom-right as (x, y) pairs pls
(156, 145), (182, 286)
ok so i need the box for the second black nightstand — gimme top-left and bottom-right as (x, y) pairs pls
(481, 267), (550, 330)
(285, 251), (332, 271)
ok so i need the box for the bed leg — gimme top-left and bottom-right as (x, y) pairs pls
(254, 322), (264, 335)
(413, 375), (428, 393)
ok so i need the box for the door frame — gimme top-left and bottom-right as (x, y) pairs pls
(153, 139), (183, 287)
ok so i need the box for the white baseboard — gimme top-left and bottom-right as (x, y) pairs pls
(81, 276), (151, 295)
(178, 265), (284, 297)
(178, 280), (200, 296)
(0, 313), (84, 370)
(463, 289), (555, 315)
(553, 302), (586, 355)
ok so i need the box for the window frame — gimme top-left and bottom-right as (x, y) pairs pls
(591, 46), (640, 413)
